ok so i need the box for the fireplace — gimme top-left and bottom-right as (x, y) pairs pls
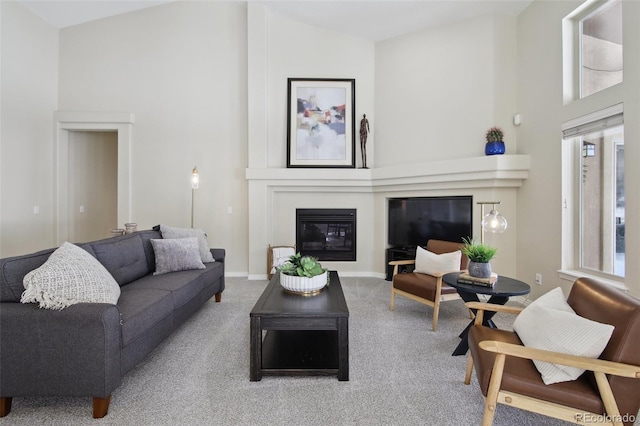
(296, 209), (356, 261)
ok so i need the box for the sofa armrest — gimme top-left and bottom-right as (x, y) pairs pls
(211, 248), (225, 262)
(0, 302), (122, 398)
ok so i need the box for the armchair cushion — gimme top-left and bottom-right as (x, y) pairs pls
(414, 246), (461, 275)
(468, 325), (605, 414)
(513, 287), (614, 384)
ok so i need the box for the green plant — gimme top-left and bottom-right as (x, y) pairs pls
(278, 253), (327, 278)
(461, 237), (498, 263)
(485, 127), (504, 143)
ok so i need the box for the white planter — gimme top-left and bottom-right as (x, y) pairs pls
(280, 271), (328, 295)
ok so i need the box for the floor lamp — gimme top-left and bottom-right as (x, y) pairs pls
(191, 166), (199, 228)
(477, 201), (507, 244)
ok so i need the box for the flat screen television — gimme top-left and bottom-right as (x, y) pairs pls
(388, 196), (473, 248)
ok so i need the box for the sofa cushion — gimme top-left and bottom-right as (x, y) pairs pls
(393, 272), (457, 301)
(21, 242), (121, 310)
(414, 245), (461, 275)
(128, 269), (204, 310)
(117, 287), (174, 346)
(513, 287), (615, 385)
(90, 233), (150, 286)
(160, 224), (215, 263)
(151, 237), (206, 275)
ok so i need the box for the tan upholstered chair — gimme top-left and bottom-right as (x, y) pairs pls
(388, 239), (469, 331)
(464, 277), (640, 426)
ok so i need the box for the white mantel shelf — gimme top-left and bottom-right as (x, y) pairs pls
(246, 154), (530, 190)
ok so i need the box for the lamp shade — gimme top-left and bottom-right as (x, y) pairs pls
(482, 209), (508, 233)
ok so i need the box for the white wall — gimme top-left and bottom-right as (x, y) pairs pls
(264, 9), (376, 169)
(374, 14), (518, 167)
(0, 1), (58, 257)
(57, 1), (248, 273)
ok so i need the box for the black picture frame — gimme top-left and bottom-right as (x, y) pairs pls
(286, 78), (355, 168)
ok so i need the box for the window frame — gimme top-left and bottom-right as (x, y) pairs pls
(561, 103), (625, 288)
(562, 0), (623, 103)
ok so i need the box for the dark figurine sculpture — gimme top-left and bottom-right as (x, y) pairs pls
(359, 114), (370, 168)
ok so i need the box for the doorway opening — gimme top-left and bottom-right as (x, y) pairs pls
(68, 131), (118, 242)
(54, 112), (134, 245)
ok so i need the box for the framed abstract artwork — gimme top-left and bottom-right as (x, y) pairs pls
(286, 78), (355, 168)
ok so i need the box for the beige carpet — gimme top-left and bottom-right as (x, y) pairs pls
(0, 276), (581, 425)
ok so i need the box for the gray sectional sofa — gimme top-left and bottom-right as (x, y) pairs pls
(0, 229), (225, 418)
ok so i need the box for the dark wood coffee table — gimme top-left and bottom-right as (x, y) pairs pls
(249, 270), (349, 381)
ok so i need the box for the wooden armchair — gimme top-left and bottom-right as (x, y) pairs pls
(464, 277), (640, 426)
(388, 239), (469, 331)
(267, 244), (295, 280)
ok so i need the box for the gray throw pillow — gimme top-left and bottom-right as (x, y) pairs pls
(159, 224), (215, 263)
(150, 237), (206, 275)
(21, 242), (121, 310)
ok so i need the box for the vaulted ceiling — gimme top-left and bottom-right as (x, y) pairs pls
(20, 0), (533, 42)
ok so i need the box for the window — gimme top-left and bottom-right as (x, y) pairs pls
(563, 110), (624, 277)
(580, 0), (623, 97)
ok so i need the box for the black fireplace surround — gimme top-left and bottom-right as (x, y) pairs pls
(296, 209), (356, 261)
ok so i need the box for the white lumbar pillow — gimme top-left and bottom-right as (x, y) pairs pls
(21, 242), (121, 310)
(513, 287), (615, 385)
(160, 224), (215, 263)
(414, 245), (461, 275)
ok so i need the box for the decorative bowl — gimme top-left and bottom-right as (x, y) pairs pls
(280, 271), (328, 296)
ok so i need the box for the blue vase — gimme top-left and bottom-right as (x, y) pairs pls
(485, 141), (505, 156)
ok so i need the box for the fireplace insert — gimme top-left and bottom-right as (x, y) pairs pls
(296, 208), (356, 261)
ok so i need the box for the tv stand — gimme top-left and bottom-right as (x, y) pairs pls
(385, 247), (417, 281)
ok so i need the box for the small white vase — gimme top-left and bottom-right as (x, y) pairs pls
(280, 271), (328, 295)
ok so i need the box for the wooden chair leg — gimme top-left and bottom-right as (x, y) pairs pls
(432, 303), (439, 331)
(389, 288), (395, 311)
(482, 353), (506, 426)
(594, 371), (623, 426)
(93, 395), (111, 419)
(0, 397), (12, 417)
(215, 291), (222, 303)
(464, 353), (474, 384)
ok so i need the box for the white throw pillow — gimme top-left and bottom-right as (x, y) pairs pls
(151, 237), (206, 275)
(159, 224), (215, 263)
(414, 246), (461, 275)
(513, 287), (615, 385)
(21, 242), (120, 310)
(270, 246), (296, 274)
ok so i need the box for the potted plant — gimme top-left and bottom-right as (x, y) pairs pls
(277, 253), (328, 295)
(460, 237), (498, 278)
(485, 126), (505, 156)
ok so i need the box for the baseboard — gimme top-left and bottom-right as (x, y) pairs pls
(247, 274), (268, 280)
